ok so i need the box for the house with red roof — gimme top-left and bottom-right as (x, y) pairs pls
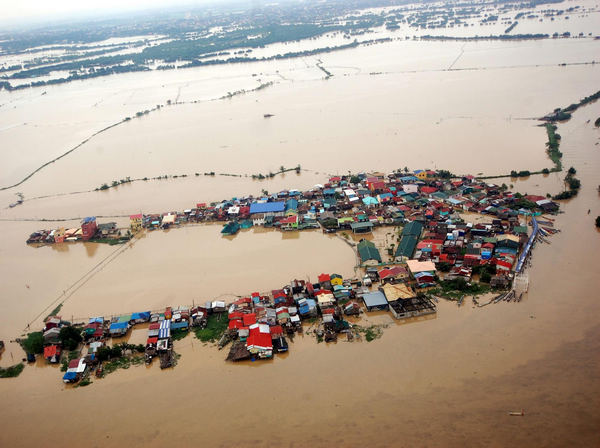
(44, 345), (61, 363)
(318, 273), (332, 290)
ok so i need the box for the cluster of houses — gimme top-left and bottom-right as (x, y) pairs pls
(222, 267), (439, 360)
(26, 216), (123, 244)
(26, 170), (558, 282)
(23, 168), (559, 380)
(37, 261), (441, 381)
(37, 305), (209, 383)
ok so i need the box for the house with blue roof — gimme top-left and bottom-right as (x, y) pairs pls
(249, 201), (285, 215)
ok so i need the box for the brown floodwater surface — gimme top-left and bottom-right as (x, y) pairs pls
(0, 21), (599, 446)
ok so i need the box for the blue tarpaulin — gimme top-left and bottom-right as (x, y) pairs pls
(63, 371), (77, 381)
(110, 322), (128, 330)
(131, 312), (150, 321)
(171, 321), (188, 330)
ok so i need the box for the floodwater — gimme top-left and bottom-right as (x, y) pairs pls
(0, 6), (600, 446)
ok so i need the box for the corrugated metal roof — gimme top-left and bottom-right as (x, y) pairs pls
(249, 202), (285, 214)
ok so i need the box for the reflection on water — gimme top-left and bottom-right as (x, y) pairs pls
(83, 242), (99, 258)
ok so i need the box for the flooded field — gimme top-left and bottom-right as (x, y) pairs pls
(0, 3), (599, 445)
(1, 37), (599, 203)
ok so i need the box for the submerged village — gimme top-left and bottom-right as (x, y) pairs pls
(17, 168), (562, 385)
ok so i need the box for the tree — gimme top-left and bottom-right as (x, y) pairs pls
(350, 175), (360, 185)
(59, 326), (83, 351)
(596, 216), (600, 228)
(21, 332), (43, 354)
(568, 166), (576, 175)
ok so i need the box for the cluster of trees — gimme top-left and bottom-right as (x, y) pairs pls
(505, 21), (518, 33)
(420, 33), (550, 41)
(96, 343), (144, 362)
(544, 123), (563, 169)
(510, 170), (531, 178)
(553, 167), (581, 200)
(20, 324), (83, 354)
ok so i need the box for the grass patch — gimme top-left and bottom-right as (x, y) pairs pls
(0, 363), (25, 378)
(430, 280), (491, 299)
(171, 328), (189, 341)
(45, 303), (63, 320)
(194, 313), (228, 343)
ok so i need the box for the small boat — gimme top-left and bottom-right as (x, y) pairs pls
(221, 221), (240, 235)
(509, 410), (525, 416)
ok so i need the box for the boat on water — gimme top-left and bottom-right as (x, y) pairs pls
(221, 221), (241, 235)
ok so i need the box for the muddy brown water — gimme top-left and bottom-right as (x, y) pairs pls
(0, 24), (599, 447)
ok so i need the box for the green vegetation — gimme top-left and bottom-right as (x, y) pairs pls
(20, 332), (44, 354)
(102, 355), (145, 375)
(97, 343), (144, 362)
(544, 123), (563, 171)
(472, 264), (496, 283)
(595, 117), (600, 127)
(45, 303), (63, 320)
(436, 169), (454, 179)
(545, 90), (600, 122)
(434, 279), (491, 297)
(355, 324), (385, 342)
(512, 198), (538, 210)
(171, 328), (189, 341)
(596, 216), (600, 228)
(95, 343), (146, 377)
(194, 314), (228, 343)
(436, 262), (453, 272)
(553, 167), (581, 200)
(510, 170), (532, 178)
(59, 326), (83, 351)
(505, 21), (518, 33)
(420, 33), (550, 41)
(0, 363), (25, 378)
(78, 378), (92, 387)
(92, 237), (131, 246)
(61, 350), (81, 372)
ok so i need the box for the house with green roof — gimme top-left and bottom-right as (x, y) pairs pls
(357, 239), (382, 266)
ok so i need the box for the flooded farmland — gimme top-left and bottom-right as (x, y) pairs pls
(1, 0), (600, 446)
